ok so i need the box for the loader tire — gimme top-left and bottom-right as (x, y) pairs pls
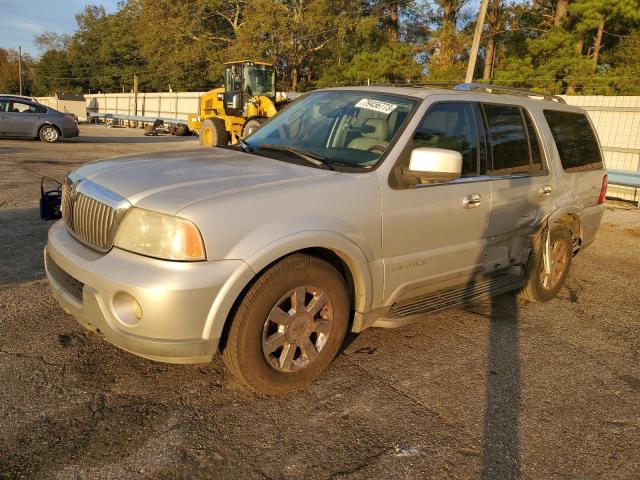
(200, 118), (228, 147)
(242, 117), (266, 138)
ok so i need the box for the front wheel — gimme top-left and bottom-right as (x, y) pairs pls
(222, 254), (350, 395)
(199, 118), (228, 146)
(519, 224), (572, 303)
(39, 125), (60, 143)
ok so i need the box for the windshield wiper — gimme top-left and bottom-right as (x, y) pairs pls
(256, 144), (335, 170)
(236, 137), (252, 153)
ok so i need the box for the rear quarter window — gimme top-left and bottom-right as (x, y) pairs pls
(543, 110), (604, 172)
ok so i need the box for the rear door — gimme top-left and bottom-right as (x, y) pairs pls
(480, 102), (556, 267)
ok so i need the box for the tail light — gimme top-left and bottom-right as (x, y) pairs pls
(597, 174), (608, 204)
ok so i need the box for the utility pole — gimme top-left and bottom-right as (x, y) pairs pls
(465, 0), (490, 83)
(18, 46), (23, 95)
(133, 73), (139, 127)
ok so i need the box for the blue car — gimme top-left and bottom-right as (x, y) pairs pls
(0, 94), (79, 142)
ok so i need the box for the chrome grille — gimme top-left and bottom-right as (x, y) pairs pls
(61, 174), (129, 251)
(69, 193), (115, 248)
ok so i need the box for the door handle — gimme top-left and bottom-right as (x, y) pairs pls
(463, 193), (482, 209)
(539, 185), (553, 196)
(0, 115), (7, 119)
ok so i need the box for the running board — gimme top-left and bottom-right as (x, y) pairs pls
(373, 274), (526, 328)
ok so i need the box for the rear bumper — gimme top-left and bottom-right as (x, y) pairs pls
(45, 220), (253, 363)
(60, 122), (79, 138)
(580, 204), (604, 250)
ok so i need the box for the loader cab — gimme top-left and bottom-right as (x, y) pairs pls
(223, 61), (276, 117)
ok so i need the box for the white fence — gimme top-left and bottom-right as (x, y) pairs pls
(36, 91), (205, 122)
(85, 92), (204, 121)
(35, 91), (639, 202)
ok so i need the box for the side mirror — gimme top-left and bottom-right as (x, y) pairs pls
(406, 147), (462, 183)
(232, 93), (243, 110)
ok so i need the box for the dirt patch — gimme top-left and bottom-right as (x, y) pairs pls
(623, 226), (640, 237)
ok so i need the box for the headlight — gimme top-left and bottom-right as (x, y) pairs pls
(114, 208), (206, 261)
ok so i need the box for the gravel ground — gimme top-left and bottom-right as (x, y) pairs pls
(1, 126), (639, 479)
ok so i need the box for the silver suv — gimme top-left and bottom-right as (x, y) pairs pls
(45, 84), (607, 394)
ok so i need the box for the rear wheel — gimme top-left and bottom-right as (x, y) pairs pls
(242, 117), (266, 138)
(519, 224), (572, 303)
(39, 125), (60, 143)
(222, 254), (350, 395)
(199, 118), (228, 146)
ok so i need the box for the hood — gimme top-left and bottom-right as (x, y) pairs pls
(74, 147), (337, 214)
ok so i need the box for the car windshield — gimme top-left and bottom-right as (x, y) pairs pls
(245, 91), (418, 169)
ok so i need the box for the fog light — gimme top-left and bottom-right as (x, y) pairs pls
(113, 292), (143, 326)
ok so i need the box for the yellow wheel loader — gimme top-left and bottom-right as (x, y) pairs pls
(188, 61), (287, 146)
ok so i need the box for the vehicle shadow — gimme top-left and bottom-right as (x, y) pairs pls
(481, 292), (521, 479)
(456, 180), (540, 479)
(0, 208), (52, 286)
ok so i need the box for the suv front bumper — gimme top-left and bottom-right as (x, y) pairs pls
(45, 220), (253, 364)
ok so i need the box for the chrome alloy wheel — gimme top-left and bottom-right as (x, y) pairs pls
(262, 286), (334, 373)
(540, 239), (569, 290)
(41, 126), (59, 142)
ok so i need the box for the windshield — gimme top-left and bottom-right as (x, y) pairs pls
(245, 91), (418, 169)
(244, 64), (275, 97)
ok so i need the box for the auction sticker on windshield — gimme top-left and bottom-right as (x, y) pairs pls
(355, 98), (398, 115)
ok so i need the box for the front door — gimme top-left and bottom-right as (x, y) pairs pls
(380, 101), (493, 305)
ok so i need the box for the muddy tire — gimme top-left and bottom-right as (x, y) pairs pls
(199, 118), (228, 146)
(519, 224), (572, 303)
(242, 117), (266, 138)
(39, 125), (61, 143)
(222, 254), (350, 395)
(174, 123), (189, 136)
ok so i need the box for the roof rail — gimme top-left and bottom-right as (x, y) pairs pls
(454, 83), (566, 103)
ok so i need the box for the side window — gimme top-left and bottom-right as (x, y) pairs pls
(522, 110), (544, 173)
(10, 101), (37, 114)
(543, 110), (604, 172)
(482, 103), (534, 175)
(0, 100), (8, 112)
(414, 102), (479, 177)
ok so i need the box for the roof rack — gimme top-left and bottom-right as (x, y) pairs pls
(454, 83), (566, 103)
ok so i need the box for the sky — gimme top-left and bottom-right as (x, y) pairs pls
(0, 0), (120, 56)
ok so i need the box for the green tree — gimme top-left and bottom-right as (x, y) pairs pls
(606, 29), (640, 94)
(317, 43), (422, 86)
(0, 48), (36, 94)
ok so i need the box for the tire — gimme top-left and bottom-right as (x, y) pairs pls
(39, 125), (60, 143)
(242, 117), (266, 138)
(174, 123), (189, 136)
(199, 118), (228, 146)
(519, 224), (572, 303)
(222, 254), (350, 395)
